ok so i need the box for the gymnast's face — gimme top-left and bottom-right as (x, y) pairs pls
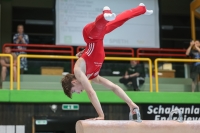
(71, 79), (84, 94)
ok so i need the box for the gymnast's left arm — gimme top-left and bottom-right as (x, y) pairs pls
(92, 76), (139, 114)
(76, 49), (85, 58)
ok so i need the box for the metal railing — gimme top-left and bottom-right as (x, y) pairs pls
(77, 46), (134, 57)
(17, 55), (77, 90)
(137, 48), (187, 58)
(17, 55), (153, 92)
(154, 58), (200, 92)
(0, 54), (13, 90)
(3, 43), (74, 73)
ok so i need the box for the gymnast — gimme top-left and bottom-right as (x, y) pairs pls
(61, 3), (153, 120)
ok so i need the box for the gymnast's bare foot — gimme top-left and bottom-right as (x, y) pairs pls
(139, 3), (153, 15)
(103, 6), (116, 21)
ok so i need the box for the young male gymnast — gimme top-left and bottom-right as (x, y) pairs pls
(61, 3), (153, 120)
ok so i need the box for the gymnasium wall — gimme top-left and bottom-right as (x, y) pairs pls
(0, 0), (194, 51)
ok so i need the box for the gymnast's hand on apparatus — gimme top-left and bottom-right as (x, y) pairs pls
(130, 104), (139, 114)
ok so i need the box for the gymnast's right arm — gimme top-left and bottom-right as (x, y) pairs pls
(92, 76), (139, 113)
(74, 67), (104, 120)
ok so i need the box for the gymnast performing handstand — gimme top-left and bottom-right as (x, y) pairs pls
(61, 3), (153, 120)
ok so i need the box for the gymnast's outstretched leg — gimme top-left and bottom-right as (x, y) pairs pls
(83, 7), (116, 41)
(105, 3), (153, 34)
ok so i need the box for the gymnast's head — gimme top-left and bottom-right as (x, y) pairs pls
(61, 74), (84, 98)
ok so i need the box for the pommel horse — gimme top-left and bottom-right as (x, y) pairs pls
(76, 109), (200, 133)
